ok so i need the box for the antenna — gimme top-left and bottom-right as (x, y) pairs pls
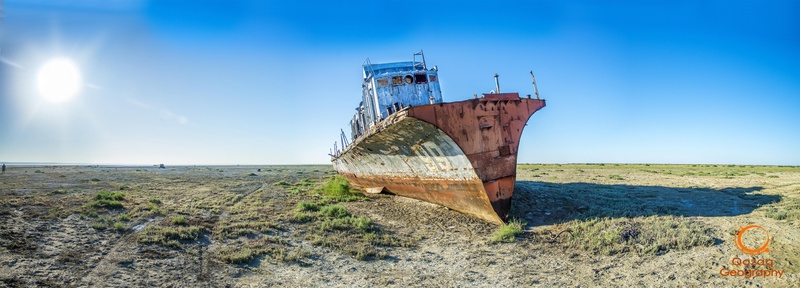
(530, 70), (540, 99)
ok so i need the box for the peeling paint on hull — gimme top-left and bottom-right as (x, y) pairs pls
(333, 94), (545, 224)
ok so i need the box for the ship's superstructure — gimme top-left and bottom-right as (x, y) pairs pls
(350, 51), (442, 140)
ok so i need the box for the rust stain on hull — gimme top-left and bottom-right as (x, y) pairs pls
(333, 94), (545, 224)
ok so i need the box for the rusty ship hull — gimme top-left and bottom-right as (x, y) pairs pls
(332, 93), (545, 224)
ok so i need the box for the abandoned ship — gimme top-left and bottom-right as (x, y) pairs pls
(331, 51), (546, 224)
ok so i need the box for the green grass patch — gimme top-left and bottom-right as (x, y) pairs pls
(172, 215), (187, 225)
(96, 191), (125, 201)
(318, 205), (351, 218)
(608, 175), (624, 180)
(273, 180), (291, 186)
(147, 202), (163, 215)
(320, 175), (364, 202)
(113, 222), (126, 232)
(295, 201), (319, 212)
(293, 212), (315, 222)
(117, 213), (130, 222)
(88, 199), (124, 209)
(491, 220), (525, 243)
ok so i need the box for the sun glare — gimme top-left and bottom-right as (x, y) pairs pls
(37, 58), (82, 103)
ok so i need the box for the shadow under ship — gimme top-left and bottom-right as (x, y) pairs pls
(331, 51), (546, 224)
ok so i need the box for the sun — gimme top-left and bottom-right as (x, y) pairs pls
(37, 58), (83, 103)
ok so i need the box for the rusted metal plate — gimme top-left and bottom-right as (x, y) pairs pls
(407, 96), (545, 221)
(333, 95), (545, 224)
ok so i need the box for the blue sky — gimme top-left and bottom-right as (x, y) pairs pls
(0, 0), (798, 165)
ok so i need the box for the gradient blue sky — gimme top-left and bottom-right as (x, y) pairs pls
(1, 0), (798, 165)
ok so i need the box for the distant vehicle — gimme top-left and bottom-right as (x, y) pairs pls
(330, 51), (546, 224)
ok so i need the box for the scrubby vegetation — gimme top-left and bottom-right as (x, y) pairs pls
(764, 197), (800, 221)
(138, 225), (207, 248)
(4, 164), (797, 286)
(551, 216), (714, 255)
(491, 220), (525, 243)
(320, 175), (364, 202)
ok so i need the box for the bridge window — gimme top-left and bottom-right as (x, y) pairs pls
(377, 78), (388, 87)
(429, 75), (437, 82)
(392, 76), (402, 85)
(415, 73), (428, 84)
(404, 75), (414, 84)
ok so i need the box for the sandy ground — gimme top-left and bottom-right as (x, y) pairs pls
(0, 164), (798, 287)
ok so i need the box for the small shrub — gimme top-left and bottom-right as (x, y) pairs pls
(293, 212), (315, 222)
(318, 215), (373, 232)
(147, 198), (162, 204)
(273, 180), (291, 186)
(96, 191), (125, 201)
(609, 175), (624, 180)
(113, 222), (126, 232)
(350, 216), (373, 232)
(147, 203), (163, 215)
(117, 213), (130, 222)
(295, 201), (319, 212)
(491, 220), (525, 243)
(172, 215), (187, 225)
(89, 199), (124, 209)
(319, 205), (351, 219)
(92, 222), (106, 230)
(321, 176), (362, 202)
(322, 175), (351, 196)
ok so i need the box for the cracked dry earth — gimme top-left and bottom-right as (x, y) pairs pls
(0, 164), (798, 287)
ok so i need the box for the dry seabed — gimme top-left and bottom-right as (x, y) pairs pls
(0, 164), (798, 287)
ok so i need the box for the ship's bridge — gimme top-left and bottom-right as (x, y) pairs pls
(350, 51), (443, 140)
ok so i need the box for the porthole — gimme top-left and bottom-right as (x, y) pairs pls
(404, 75), (414, 84)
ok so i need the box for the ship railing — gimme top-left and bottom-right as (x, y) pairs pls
(329, 129), (351, 159)
(363, 57), (375, 78)
(413, 50), (426, 70)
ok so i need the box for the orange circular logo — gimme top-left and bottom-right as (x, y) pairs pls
(735, 225), (770, 255)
